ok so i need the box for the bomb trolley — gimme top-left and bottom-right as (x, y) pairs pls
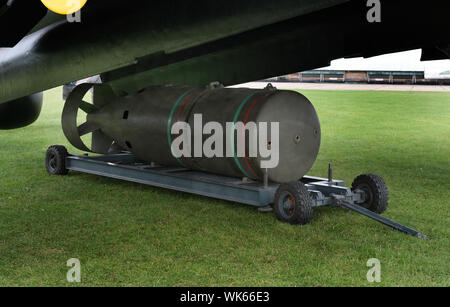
(46, 146), (427, 239)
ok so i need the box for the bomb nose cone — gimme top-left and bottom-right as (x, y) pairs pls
(256, 91), (321, 183)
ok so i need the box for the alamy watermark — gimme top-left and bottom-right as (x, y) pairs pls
(171, 114), (280, 169)
(367, 0), (381, 23)
(66, 0), (82, 23)
(367, 258), (381, 283)
(67, 258), (81, 283)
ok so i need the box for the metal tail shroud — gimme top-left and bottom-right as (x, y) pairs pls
(62, 83), (117, 154)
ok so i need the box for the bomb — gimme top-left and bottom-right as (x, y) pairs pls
(63, 84), (321, 183)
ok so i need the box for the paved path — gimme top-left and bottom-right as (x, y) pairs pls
(230, 82), (450, 92)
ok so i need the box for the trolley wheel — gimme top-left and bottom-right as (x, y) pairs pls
(274, 182), (313, 225)
(46, 145), (69, 176)
(351, 174), (389, 214)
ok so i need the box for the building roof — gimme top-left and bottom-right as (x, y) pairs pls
(318, 49), (450, 79)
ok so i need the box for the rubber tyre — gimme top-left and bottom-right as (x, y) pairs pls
(274, 182), (313, 225)
(46, 145), (69, 175)
(351, 174), (389, 214)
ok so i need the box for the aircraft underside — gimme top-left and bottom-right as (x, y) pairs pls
(0, 0), (449, 129)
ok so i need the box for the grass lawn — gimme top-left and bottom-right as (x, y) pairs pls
(0, 87), (448, 287)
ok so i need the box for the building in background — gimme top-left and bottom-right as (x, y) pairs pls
(270, 50), (450, 85)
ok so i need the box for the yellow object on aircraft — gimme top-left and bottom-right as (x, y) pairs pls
(40, 0), (87, 15)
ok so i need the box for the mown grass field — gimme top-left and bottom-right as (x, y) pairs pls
(0, 87), (448, 287)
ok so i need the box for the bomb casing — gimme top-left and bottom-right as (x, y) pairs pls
(63, 84), (321, 183)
